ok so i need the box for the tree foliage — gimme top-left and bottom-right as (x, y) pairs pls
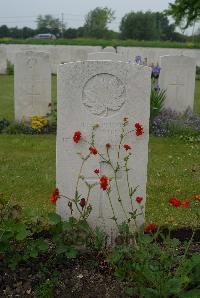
(120, 11), (177, 41)
(36, 14), (64, 36)
(167, 0), (200, 28)
(83, 7), (115, 38)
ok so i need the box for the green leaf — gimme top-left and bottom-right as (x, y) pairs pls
(180, 289), (200, 298)
(65, 247), (78, 259)
(48, 212), (61, 225)
(37, 239), (49, 251)
(15, 224), (30, 240)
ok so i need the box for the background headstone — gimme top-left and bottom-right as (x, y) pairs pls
(56, 60), (151, 241)
(159, 55), (196, 113)
(14, 51), (51, 121)
(0, 47), (7, 74)
(88, 52), (127, 62)
(102, 46), (116, 53)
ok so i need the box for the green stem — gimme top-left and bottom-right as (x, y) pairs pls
(106, 191), (119, 229)
(176, 229), (196, 276)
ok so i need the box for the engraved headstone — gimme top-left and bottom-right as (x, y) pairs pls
(159, 55), (196, 113)
(57, 60), (151, 242)
(14, 51), (51, 121)
(102, 46), (116, 53)
(0, 47), (7, 74)
(88, 52), (126, 62)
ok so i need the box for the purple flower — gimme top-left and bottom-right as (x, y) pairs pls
(152, 65), (161, 75)
(154, 84), (160, 92)
(135, 55), (142, 64)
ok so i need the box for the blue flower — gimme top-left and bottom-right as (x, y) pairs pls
(152, 65), (161, 75)
(154, 84), (160, 92)
(135, 55), (142, 64)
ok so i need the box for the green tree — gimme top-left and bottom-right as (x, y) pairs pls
(36, 14), (64, 36)
(167, 0), (200, 29)
(83, 7), (115, 38)
(120, 11), (176, 40)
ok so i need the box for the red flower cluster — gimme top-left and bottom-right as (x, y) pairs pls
(144, 223), (157, 233)
(79, 198), (86, 209)
(94, 168), (100, 174)
(50, 188), (59, 205)
(89, 146), (98, 155)
(100, 176), (108, 191)
(123, 144), (131, 151)
(135, 196), (143, 203)
(73, 131), (81, 143)
(181, 198), (190, 208)
(169, 197), (181, 207)
(135, 123), (144, 136)
(169, 197), (190, 208)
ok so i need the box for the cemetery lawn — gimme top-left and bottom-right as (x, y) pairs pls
(0, 134), (200, 227)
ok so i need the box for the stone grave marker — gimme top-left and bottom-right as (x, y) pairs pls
(159, 55), (196, 113)
(102, 46), (116, 53)
(0, 47), (7, 74)
(56, 60), (151, 242)
(14, 51), (51, 121)
(88, 51), (126, 62)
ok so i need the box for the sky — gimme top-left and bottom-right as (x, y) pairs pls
(0, 0), (192, 34)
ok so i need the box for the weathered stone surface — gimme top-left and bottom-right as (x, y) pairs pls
(14, 51), (51, 121)
(159, 55), (196, 113)
(0, 46), (7, 74)
(88, 52), (126, 61)
(102, 46), (116, 53)
(56, 60), (151, 242)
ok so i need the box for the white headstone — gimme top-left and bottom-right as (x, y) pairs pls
(159, 55), (196, 113)
(14, 51), (51, 121)
(103, 46), (116, 53)
(56, 60), (151, 242)
(88, 52), (126, 62)
(0, 47), (7, 74)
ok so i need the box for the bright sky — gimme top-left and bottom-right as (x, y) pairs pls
(1, 0), (175, 31)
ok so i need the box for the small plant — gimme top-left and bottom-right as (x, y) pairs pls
(6, 60), (14, 75)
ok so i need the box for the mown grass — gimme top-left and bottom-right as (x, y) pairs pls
(0, 38), (200, 49)
(0, 134), (199, 226)
(0, 75), (200, 226)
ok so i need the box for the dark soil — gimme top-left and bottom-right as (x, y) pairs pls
(0, 227), (199, 298)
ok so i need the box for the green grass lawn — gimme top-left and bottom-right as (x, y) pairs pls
(0, 134), (199, 226)
(0, 75), (200, 226)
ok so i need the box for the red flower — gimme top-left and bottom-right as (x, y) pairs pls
(123, 144), (131, 151)
(136, 196), (143, 203)
(94, 169), (100, 174)
(100, 176), (108, 191)
(169, 197), (181, 207)
(181, 198), (190, 208)
(50, 188), (59, 205)
(73, 131), (81, 143)
(79, 198), (86, 209)
(135, 123), (144, 136)
(89, 146), (98, 155)
(144, 223), (157, 233)
(193, 195), (200, 202)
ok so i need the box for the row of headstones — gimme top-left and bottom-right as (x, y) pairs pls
(12, 51), (196, 241)
(14, 50), (196, 122)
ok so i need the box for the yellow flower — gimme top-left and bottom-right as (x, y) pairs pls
(30, 115), (47, 131)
